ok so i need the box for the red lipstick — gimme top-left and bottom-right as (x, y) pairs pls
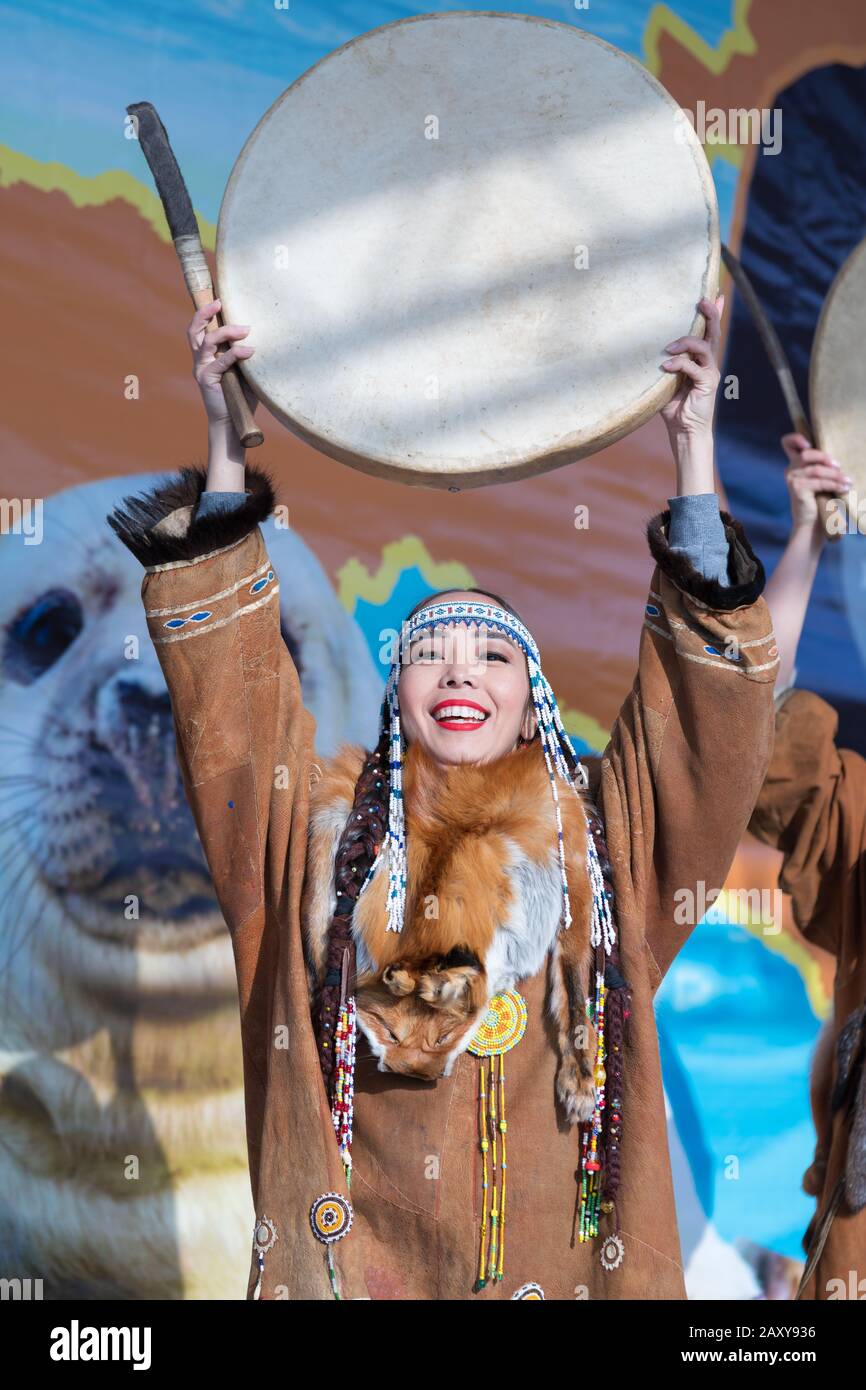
(430, 698), (490, 732)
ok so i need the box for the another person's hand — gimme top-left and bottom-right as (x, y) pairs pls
(780, 434), (851, 538)
(188, 298), (258, 429)
(660, 293), (723, 439)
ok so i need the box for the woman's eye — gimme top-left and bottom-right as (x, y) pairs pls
(436, 1030), (453, 1045)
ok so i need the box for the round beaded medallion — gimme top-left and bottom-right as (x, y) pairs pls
(309, 1192), (353, 1245)
(600, 1232), (625, 1271)
(512, 1281), (545, 1300)
(468, 989), (527, 1057)
(253, 1214), (278, 1254)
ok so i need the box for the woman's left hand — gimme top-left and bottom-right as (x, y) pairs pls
(660, 294), (724, 439)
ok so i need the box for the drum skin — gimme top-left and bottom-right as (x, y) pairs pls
(216, 12), (720, 490)
(810, 237), (866, 513)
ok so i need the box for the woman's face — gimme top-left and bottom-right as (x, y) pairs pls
(397, 591), (537, 767)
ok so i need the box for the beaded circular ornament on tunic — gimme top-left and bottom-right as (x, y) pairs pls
(310, 1192), (353, 1244)
(251, 1214), (279, 1300)
(468, 988), (527, 1057)
(309, 1192), (353, 1301)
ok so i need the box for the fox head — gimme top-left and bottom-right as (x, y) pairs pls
(355, 947), (488, 1079)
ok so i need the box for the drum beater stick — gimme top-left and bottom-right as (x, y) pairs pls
(126, 101), (263, 448)
(721, 244), (837, 541)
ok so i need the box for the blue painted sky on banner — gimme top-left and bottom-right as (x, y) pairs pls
(2, 1), (739, 227)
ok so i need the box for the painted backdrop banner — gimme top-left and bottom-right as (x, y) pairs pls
(1, 0), (863, 1299)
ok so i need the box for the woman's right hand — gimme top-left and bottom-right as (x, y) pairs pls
(780, 433), (852, 537)
(188, 298), (258, 429)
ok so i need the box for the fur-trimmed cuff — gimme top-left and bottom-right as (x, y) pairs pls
(106, 462), (277, 568)
(646, 508), (765, 610)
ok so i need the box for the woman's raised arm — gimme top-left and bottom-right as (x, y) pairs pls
(598, 292), (779, 985)
(106, 305), (317, 1137)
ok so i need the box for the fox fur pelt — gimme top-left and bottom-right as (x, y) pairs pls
(301, 735), (597, 1114)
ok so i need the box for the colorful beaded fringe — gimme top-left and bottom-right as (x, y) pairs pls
(468, 990), (527, 1288)
(332, 996), (356, 1179)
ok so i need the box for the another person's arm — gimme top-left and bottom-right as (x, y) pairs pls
(746, 435), (863, 963)
(764, 434), (851, 691)
(747, 689), (866, 961)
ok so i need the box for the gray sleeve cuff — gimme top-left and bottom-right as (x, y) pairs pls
(666, 493), (731, 587)
(195, 490), (249, 520)
(774, 664), (798, 708)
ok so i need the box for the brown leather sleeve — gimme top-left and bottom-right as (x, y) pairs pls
(748, 688), (866, 961)
(106, 464), (317, 1109)
(599, 508), (778, 987)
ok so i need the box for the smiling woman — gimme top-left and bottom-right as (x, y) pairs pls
(397, 587), (538, 768)
(104, 286), (779, 1300)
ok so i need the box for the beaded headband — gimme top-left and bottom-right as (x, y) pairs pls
(357, 598), (615, 958)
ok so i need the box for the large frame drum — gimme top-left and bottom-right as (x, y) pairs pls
(217, 12), (719, 489)
(810, 236), (866, 529)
